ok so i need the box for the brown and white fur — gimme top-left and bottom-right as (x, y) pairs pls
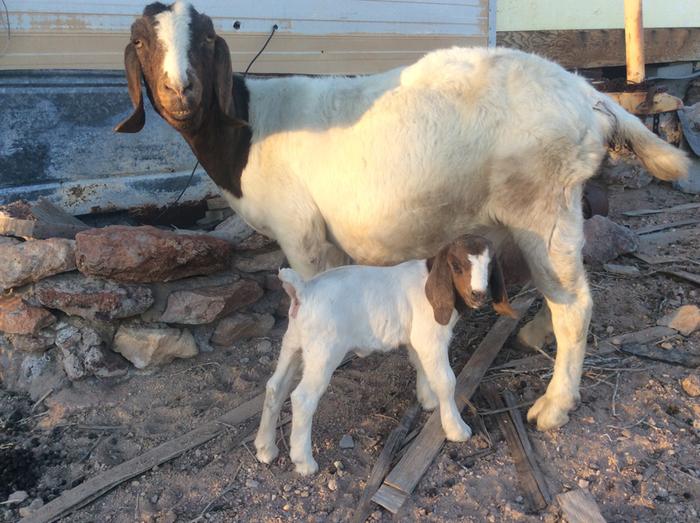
(255, 236), (513, 475)
(116, 1), (689, 431)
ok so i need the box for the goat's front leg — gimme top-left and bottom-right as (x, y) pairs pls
(289, 345), (345, 475)
(272, 210), (350, 278)
(255, 335), (302, 464)
(411, 331), (471, 442)
(407, 346), (438, 410)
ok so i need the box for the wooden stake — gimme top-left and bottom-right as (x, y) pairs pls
(624, 0), (645, 84)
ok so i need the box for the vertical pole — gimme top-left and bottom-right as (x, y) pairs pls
(624, 0), (645, 84)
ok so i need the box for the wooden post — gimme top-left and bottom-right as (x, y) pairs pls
(624, 0), (645, 84)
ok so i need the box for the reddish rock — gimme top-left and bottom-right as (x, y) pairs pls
(75, 226), (233, 283)
(0, 296), (56, 335)
(0, 238), (76, 290)
(35, 273), (153, 321)
(5, 330), (55, 353)
(211, 312), (275, 346)
(160, 279), (263, 324)
(658, 305), (700, 336)
(583, 216), (638, 265)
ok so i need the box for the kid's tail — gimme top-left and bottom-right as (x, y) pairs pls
(278, 268), (305, 318)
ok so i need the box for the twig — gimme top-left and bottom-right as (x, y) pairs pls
(611, 372), (620, 417)
(241, 442), (257, 463)
(80, 434), (105, 463)
(160, 362), (221, 378)
(188, 462), (243, 523)
(30, 388), (53, 413)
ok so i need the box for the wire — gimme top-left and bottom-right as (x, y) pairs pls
(244, 24), (278, 76)
(156, 23), (278, 223)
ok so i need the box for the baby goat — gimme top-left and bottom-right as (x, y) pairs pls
(255, 235), (515, 475)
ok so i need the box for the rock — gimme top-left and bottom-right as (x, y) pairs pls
(142, 273), (239, 322)
(599, 156), (653, 189)
(0, 238), (76, 290)
(54, 319), (129, 380)
(35, 273), (153, 321)
(211, 313), (275, 346)
(237, 233), (277, 251)
(339, 434), (354, 449)
(583, 216), (638, 265)
(256, 339), (273, 354)
(327, 478), (338, 492)
(160, 280), (263, 324)
(5, 490), (28, 505)
(245, 479), (260, 489)
(657, 305), (700, 336)
(75, 226), (233, 283)
(5, 330), (55, 353)
(0, 236), (20, 246)
(681, 374), (700, 397)
(0, 296), (55, 335)
(209, 214), (255, 246)
(113, 324), (198, 368)
(0, 340), (67, 400)
(19, 498), (44, 518)
(233, 250), (286, 273)
(603, 263), (641, 277)
(578, 479), (590, 489)
(192, 323), (216, 353)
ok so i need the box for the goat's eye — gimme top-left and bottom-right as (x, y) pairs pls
(450, 263), (462, 274)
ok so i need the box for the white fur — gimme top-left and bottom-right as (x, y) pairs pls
(155, 1), (191, 89)
(254, 259), (481, 475)
(468, 249), (489, 293)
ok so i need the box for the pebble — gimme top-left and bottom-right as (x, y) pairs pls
(283, 484), (292, 492)
(681, 374), (700, 397)
(334, 460), (344, 471)
(515, 495), (523, 503)
(300, 490), (310, 498)
(371, 511), (382, 520)
(283, 503), (291, 511)
(339, 434), (354, 449)
(256, 340), (273, 354)
(131, 480), (140, 487)
(240, 357), (250, 364)
(660, 342), (673, 350)
(578, 479), (590, 488)
(245, 479), (260, 488)
(18, 498), (44, 518)
(150, 494), (159, 504)
(327, 478), (338, 492)
(5, 491), (28, 505)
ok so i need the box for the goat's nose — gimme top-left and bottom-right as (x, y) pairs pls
(163, 80), (192, 97)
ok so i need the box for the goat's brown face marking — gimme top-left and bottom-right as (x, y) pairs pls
(425, 235), (516, 325)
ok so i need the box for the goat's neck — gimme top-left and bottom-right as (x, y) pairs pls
(180, 77), (252, 198)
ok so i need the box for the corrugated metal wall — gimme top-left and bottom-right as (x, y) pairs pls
(1, 0), (490, 74)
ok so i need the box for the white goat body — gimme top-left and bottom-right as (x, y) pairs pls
(255, 262), (474, 475)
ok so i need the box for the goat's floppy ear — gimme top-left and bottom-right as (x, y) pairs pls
(214, 36), (248, 128)
(114, 43), (145, 133)
(489, 257), (517, 319)
(425, 248), (455, 325)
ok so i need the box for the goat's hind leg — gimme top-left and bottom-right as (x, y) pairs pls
(289, 343), (345, 475)
(517, 302), (554, 350)
(255, 335), (301, 464)
(514, 210), (592, 431)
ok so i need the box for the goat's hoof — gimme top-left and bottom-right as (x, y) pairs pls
(527, 394), (573, 431)
(255, 443), (279, 464)
(294, 459), (319, 476)
(444, 421), (472, 442)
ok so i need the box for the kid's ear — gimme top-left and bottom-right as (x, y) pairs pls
(425, 247), (455, 325)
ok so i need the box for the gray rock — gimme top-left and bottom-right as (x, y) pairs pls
(233, 250), (286, 273)
(19, 498), (44, 518)
(5, 329), (56, 353)
(583, 216), (638, 265)
(113, 324), (198, 368)
(160, 280), (263, 325)
(603, 263), (641, 277)
(0, 338), (68, 400)
(599, 156), (652, 189)
(211, 313), (275, 347)
(256, 339), (273, 354)
(55, 319), (129, 380)
(5, 491), (28, 505)
(209, 214), (255, 246)
(35, 273), (153, 321)
(339, 434), (354, 449)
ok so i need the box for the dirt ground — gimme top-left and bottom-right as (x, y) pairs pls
(1, 178), (699, 523)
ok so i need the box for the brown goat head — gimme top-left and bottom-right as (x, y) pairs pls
(425, 235), (516, 325)
(115, 1), (247, 134)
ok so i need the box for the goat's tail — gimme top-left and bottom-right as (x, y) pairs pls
(278, 268), (305, 318)
(599, 95), (689, 181)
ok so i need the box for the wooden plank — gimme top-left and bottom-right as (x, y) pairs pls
(556, 488), (606, 523)
(620, 343), (700, 368)
(658, 269), (700, 286)
(482, 385), (549, 511)
(622, 203), (700, 217)
(497, 28), (700, 69)
(605, 92), (683, 115)
(352, 403), (421, 523)
(372, 293), (536, 513)
(635, 219), (700, 235)
(30, 198), (88, 228)
(20, 393), (266, 523)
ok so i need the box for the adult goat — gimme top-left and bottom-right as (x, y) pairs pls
(115, 1), (688, 430)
